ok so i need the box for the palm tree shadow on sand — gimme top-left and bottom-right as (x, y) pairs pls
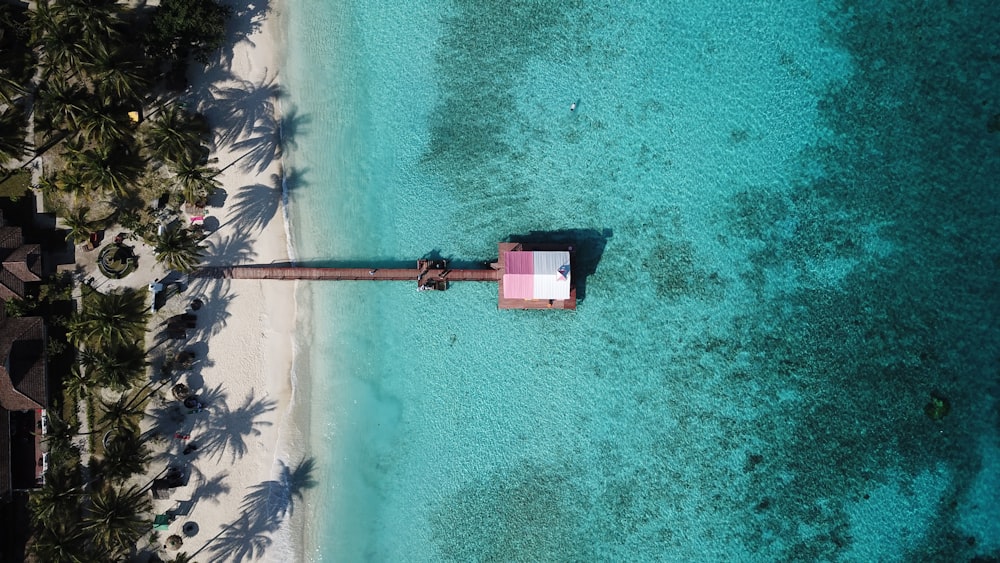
(226, 182), (276, 234)
(220, 166), (306, 235)
(193, 389), (276, 463)
(143, 402), (187, 460)
(203, 76), (282, 148)
(187, 466), (232, 506)
(204, 232), (259, 266)
(192, 457), (317, 563)
(229, 105), (308, 174)
(214, 0), (274, 72)
(183, 278), (235, 339)
(239, 458), (318, 524)
(205, 514), (273, 563)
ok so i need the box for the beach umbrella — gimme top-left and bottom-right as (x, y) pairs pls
(166, 534), (183, 550)
(172, 383), (190, 401)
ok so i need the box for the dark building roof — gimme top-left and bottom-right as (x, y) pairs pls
(0, 314), (47, 502)
(0, 316), (46, 411)
(0, 407), (9, 501)
(0, 222), (42, 301)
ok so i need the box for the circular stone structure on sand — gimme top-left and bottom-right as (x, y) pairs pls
(97, 244), (137, 279)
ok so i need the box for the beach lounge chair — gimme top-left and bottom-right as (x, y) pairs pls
(153, 514), (171, 531)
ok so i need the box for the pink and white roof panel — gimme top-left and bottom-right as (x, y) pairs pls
(502, 251), (571, 300)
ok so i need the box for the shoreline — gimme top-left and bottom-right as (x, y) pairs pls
(145, 0), (310, 560)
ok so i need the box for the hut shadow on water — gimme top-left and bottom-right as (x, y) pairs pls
(505, 228), (611, 302)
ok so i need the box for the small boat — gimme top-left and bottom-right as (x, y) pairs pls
(570, 102), (577, 112)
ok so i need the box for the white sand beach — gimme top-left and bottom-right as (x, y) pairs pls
(138, 1), (306, 561)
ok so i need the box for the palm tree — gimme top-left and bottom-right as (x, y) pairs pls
(28, 522), (96, 563)
(29, 0), (64, 62)
(40, 409), (82, 469)
(32, 0), (119, 78)
(62, 365), (88, 398)
(58, 0), (120, 56)
(84, 484), (151, 558)
(34, 75), (88, 135)
(99, 430), (151, 482)
(62, 204), (95, 244)
(0, 104), (30, 166)
(75, 100), (130, 147)
(80, 342), (147, 391)
(0, 6), (32, 105)
(95, 396), (144, 440)
(167, 552), (198, 563)
(85, 43), (148, 105)
(74, 141), (142, 197)
(170, 154), (221, 204)
(32, 13), (87, 77)
(153, 224), (206, 272)
(145, 0), (231, 66)
(0, 70), (26, 106)
(143, 103), (208, 165)
(53, 170), (91, 198)
(28, 464), (83, 532)
(66, 287), (149, 349)
(58, 134), (86, 160)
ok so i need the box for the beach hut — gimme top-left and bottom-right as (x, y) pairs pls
(501, 250), (571, 300)
(497, 243), (576, 309)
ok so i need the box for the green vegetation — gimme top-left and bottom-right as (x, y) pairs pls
(3, 271), (73, 319)
(21, 0), (229, 253)
(67, 285), (149, 349)
(152, 223), (207, 272)
(171, 153), (222, 205)
(143, 103), (211, 166)
(60, 204), (95, 244)
(146, 0), (232, 65)
(0, 169), (31, 198)
(0, 105), (30, 165)
(80, 342), (147, 391)
(30, 281), (168, 560)
(1, 0), (236, 559)
(83, 484), (152, 559)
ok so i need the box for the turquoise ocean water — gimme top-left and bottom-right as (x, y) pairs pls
(283, 1), (1000, 560)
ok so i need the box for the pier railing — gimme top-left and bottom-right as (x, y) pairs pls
(194, 260), (499, 288)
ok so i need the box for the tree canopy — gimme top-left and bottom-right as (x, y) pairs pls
(153, 223), (206, 272)
(66, 286), (149, 349)
(17, 0), (241, 558)
(146, 0), (231, 65)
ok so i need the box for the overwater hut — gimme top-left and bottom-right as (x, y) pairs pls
(496, 243), (576, 310)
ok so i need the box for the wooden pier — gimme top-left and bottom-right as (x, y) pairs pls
(198, 259), (499, 289)
(194, 242), (577, 310)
